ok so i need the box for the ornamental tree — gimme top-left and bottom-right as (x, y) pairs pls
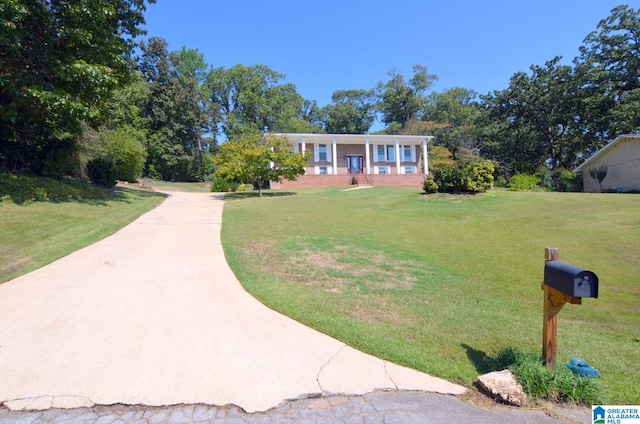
(213, 134), (310, 196)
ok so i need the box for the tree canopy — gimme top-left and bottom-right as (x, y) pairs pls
(0, 0), (154, 174)
(213, 134), (310, 196)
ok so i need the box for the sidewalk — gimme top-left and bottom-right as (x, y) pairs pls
(0, 191), (589, 423)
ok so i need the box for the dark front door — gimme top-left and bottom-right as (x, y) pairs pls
(347, 155), (363, 174)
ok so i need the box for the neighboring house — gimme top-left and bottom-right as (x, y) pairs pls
(270, 133), (433, 188)
(575, 134), (640, 192)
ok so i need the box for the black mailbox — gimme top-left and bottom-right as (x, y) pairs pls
(544, 261), (598, 298)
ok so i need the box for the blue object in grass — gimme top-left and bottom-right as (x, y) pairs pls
(564, 358), (600, 378)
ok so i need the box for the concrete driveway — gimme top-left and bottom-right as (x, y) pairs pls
(0, 191), (464, 413)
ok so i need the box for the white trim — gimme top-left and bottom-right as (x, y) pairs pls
(395, 140), (401, 174)
(423, 140), (429, 174)
(575, 134), (640, 171)
(365, 139), (371, 174)
(332, 140), (337, 174)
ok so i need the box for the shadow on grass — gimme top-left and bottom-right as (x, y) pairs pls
(461, 343), (502, 374)
(223, 191), (297, 200)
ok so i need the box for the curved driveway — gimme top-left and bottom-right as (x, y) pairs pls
(0, 191), (464, 413)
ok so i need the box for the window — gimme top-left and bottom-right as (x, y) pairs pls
(377, 145), (385, 161)
(402, 145), (412, 161)
(376, 145), (397, 162)
(318, 144), (327, 161)
(404, 166), (415, 174)
(378, 166), (387, 174)
(319, 166), (328, 175)
(386, 145), (395, 161)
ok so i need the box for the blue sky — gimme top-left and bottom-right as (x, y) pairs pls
(143, 1), (628, 109)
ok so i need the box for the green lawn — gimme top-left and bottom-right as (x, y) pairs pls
(221, 186), (640, 403)
(0, 186), (166, 283)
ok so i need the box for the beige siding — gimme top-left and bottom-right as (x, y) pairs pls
(581, 138), (640, 192)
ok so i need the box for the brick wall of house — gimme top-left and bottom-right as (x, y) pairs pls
(271, 174), (426, 189)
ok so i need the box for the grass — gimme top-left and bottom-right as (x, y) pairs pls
(494, 347), (606, 405)
(220, 186), (640, 404)
(142, 179), (211, 193)
(0, 178), (166, 283)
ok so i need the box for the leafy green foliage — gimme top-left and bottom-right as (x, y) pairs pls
(589, 165), (608, 192)
(138, 38), (211, 182)
(376, 65), (437, 128)
(494, 347), (606, 405)
(210, 177), (240, 193)
(322, 89), (376, 134)
(100, 127), (147, 182)
(428, 160), (495, 194)
(0, 0), (154, 175)
(422, 174), (439, 194)
(509, 174), (543, 191)
(87, 157), (117, 187)
(206, 64), (311, 140)
(213, 134), (310, 196)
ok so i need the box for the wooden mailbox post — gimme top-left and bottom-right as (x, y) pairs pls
(542, 247), (582, 369)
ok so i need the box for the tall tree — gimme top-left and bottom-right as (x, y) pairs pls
(422, 87), (481, 158)
(206, 64), (308, 140)
(480, 57), (598, 179)
(577, 4), (640, 136)
(138, 37), (209, 181)
(376, 65), (437, 128)
(0, 0), (154, 174)
(322, 89), (376, 134)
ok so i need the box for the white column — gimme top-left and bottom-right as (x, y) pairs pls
(365, 139), (371, 174)
(395, 139), (401, 174)
(423, 138), (430, 174)
(332, 139), (338, 175)
(301, 138), (307, 174)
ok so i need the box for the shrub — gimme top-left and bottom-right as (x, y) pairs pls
(494, 347), (606, 405)
(87, 157), (117, 187)
(210, 177), (239, 193)
(100, 127), (147, 183)
(430, 160), (495, 194)
(509, 173), (542, 191)
(422, 174), (439, 194)
(557, 168), (583, 192)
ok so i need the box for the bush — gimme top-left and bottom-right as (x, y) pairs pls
(87, 157), (117, 187)
(429, 160), (495, 194)
(494, 347), (606, 405)
(509, 173), (542, 191)
(422, 174), (439, 194)
(210, 177), (239, 193)
(100, 127), (147, 183)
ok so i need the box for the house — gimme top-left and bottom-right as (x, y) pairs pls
(575, 134), (640, 192)
(270, 133), (433, 188)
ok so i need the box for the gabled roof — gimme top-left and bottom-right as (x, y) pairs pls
(575, 134), (640, 171)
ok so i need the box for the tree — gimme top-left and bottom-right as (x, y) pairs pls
(376, 65), (437, 128)
(422, 87), (481, 158)
(206, 64), (309, 140)
(577, 5), (640, 136)
(322, 89), (376, 134)
(213, 134), (310, 196)
(588, 165), (608, 192)
(479, 57), (595, 183)
(0, 0), (154, 175)
(138, 38), (210, 181)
